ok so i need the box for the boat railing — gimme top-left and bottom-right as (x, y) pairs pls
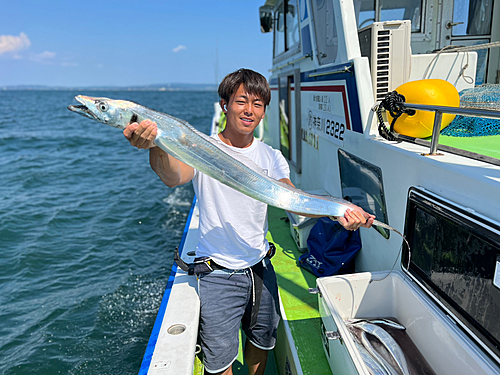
(391, 102), (500, 166)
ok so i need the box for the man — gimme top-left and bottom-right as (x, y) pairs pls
(124, 68), (374, 375)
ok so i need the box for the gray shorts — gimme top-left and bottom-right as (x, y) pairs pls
(198, 257), (280, 374)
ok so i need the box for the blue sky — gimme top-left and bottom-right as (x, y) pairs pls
(0, 0), (273, 87)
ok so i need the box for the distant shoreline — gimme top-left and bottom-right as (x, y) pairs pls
(1, 83), (218, 92)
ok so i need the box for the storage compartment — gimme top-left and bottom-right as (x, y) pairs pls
(315, 187), (500, 374)
(285, 211), (318, 252)
(317, 271), (500, 375)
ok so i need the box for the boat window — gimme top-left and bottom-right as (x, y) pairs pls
(286, 0), (300, 50)
(404, 188), (500, 358)
(452, 0), (493, 36)
(311, 0), (338, 65)
(338, 149), (390, 238)
(355, 0), (423, 32)
(279, 75), (292, 160)
(275, 2), (286, 56)
(274, 0), (300, 58)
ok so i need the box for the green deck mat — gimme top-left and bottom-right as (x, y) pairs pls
(436, 134), (500, 160)
(224, 206), (331, 375)
(266, 206), (333, 375)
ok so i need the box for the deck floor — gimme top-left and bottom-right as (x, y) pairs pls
(266, 206), (332, 375)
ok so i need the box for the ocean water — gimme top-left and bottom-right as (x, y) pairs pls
(0, 90), (216, 374)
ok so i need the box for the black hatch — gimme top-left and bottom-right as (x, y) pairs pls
(403, 187), (500, 361)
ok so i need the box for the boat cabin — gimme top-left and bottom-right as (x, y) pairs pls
(255, 0), (500, 374)
(139, 0), (500, 374)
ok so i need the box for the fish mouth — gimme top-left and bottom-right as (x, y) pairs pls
(67, 96), (98, 120)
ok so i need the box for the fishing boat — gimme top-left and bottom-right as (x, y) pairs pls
(139, 0), (500, 373)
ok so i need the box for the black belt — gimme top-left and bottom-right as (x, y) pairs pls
(173, 243), (276, 330)
(174, 242), (276, 276)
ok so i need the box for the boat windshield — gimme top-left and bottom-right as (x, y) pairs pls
(355, 0), (423, 32)
(274, 0), (300, 58)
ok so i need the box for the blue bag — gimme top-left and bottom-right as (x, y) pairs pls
(298, 217), (362, 277)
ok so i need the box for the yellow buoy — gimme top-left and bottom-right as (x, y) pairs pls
(387, 79), (459, 138)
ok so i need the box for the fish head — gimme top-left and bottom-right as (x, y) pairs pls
(68, 95), (136, 130)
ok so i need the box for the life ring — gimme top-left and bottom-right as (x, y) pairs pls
(387, 79), (459, 138)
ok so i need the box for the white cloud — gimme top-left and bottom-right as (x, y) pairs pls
(30, 50), (56, 63)
(0, 32), (31, 54)
(172, 45), (187, 53)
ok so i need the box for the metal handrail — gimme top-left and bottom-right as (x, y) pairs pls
(270, 54), (312, 72)
(395, 102), (500, 155)
(308, 64), (352, 78)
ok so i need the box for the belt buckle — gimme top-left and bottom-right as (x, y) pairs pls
(267, 242), (276, 259)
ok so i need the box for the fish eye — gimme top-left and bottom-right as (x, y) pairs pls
(97, 101), (108, 112)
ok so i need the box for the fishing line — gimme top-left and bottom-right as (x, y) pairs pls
(331, 215), (412, 283)
(370, 229), (411, 283)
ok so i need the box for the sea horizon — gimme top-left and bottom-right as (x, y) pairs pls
(1, 82), (218, 92)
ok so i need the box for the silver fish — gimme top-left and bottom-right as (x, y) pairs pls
(352, 321), (410, 375)
(360, 331), (401, 375)
(348, 326), (392, 375)
(345, 318), (406, 331)
(67, 96), (400, 231)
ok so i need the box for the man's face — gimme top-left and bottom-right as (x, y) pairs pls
(222, 84), (266, 136)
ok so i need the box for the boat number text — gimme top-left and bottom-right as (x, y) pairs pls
(327, 120), (345, 140)
(308, 110), (345, 141)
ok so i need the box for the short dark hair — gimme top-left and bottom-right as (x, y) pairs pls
(218, 68), (271, 106)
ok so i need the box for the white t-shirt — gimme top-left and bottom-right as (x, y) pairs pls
(192, 134), (290, 269)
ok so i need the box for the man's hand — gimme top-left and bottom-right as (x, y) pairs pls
(335, 208), (375, 231)
(279, 178), (376, 231)
(123, 119), (157, 149)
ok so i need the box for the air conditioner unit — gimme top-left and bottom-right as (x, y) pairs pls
(358, 21), (412, 101)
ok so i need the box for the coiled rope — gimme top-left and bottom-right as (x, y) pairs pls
(376, 91), (415, 141)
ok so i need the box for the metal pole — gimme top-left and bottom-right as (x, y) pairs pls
(429, 110), (443, 155)
(402, 102), (500, 120)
